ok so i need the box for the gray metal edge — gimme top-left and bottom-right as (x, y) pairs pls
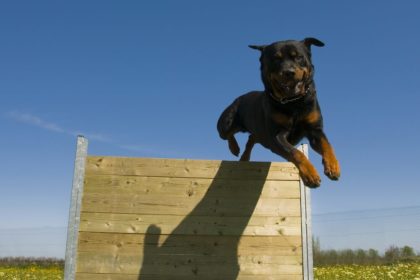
(64, 136), (88, 280)
(298, 144), (313, 280)
(305, 173), (314, 280)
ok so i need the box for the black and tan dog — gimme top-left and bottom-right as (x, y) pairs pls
(217, 38), (340, 188)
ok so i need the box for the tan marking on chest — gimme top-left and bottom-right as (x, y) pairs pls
(305, 111), (320, 124)
(272, 112), (291, 125)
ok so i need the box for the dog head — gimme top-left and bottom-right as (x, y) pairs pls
(249, 38), (324, 104)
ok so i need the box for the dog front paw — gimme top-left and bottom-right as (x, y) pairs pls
(299, 163), (321, 188)
(323, 158), (340, 180)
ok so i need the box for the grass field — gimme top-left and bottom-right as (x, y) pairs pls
(0, 265), (63, 279)
(0, 263), (419, 279)
(314, 263), (420, 280)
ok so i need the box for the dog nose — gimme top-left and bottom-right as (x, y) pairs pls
(282, 70), (295, 79)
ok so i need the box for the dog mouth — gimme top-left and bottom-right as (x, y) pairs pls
(271, 76), (310, 104)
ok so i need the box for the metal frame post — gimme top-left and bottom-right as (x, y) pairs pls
(64, 136), (88, 280)
(299, 144), (313, 280)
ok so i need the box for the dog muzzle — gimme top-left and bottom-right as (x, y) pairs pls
(270, 80), (312, 104)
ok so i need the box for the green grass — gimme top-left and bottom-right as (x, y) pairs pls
(315, 263), (420, 280)
(0, 261), (419, 279)
(0, 265), (63, 280)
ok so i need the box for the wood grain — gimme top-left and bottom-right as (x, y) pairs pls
(85, 156), (299, 180)
(79, 212), (301, 236)
(74, 156), (306, 279)
(83, 175), (301, 199)
(81, 192), (301, 217)
(76, 273), (303, 280)
(77, 232), (302, 256)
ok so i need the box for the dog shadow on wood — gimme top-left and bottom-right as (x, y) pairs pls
(138, 161), (270, 279)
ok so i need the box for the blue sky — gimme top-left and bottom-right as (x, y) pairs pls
(1, 1), (419, 257)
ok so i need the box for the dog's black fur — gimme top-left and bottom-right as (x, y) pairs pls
(217, 38), (340, 188)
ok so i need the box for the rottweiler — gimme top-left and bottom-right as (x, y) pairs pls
(217, 38), (340, 188)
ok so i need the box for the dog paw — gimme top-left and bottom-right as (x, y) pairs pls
(302, 173), (321, 188)
(323, 158), (340, 180)
(299, 163), (321, 188)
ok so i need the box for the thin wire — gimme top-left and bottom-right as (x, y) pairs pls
(313, 212), (420, 223)
(319, 227), (420, 238)
(313, 205), (420, 217)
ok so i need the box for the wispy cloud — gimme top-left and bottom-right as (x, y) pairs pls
(5, 111), (182, 157)
(7, 111), (66, 133)
(5, 111), (112, 142)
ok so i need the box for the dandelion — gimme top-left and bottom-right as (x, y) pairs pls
(315, 263), (420, 280)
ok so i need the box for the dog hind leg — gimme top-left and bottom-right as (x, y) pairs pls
(228, 136), (240, 157)
(240, 134), (256, 161)
(217, 99), (242, 157)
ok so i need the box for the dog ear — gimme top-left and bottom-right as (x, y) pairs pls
(302, 37), (325, 49)
(248, 45), (266, 51)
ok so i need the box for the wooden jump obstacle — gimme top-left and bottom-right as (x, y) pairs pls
(64, 136), (313, 280)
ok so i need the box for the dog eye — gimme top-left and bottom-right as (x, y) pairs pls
(296, 55), (305, 65)
(274, 53), (283, 60)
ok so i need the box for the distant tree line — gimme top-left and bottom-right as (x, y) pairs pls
(313, 237), (419, 266)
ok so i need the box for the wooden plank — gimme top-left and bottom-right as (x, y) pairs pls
(76, 232), (303, 277)
(84, 175), (301, 199)
(77, 251), (302, 269)
(77, 251), (302, 275)
(77, 232), (302, 257)
(76, 272), (303, 280)
(79, 212), (301, 236)
(85, 156), (299, 180)
(81, 193), (301, 217)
